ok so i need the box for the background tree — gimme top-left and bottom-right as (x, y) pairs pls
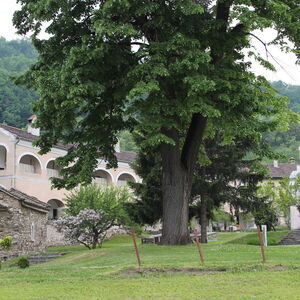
(258, 176), (300, 228)
(14, 0), (299, 245)
(57, 184), (132, 249)
(56, 208), (114, 249)
(125, 132), (162, 226)
(190, 131), (268, 242)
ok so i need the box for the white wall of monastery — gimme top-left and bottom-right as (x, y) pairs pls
(0, 126), (140, 212)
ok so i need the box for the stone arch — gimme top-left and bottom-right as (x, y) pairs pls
(117, 172), (136, 187)
(92, 169), (113, 186)
(46, 158), (61, 177)
(0, 144), (8, 170)
(47, 199), (64, 219)
(18, 153), (42, 174)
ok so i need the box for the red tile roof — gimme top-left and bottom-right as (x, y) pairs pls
(0, 187), (50, 213)
(264, 163), (297, 179)
(0, 123), (137, 164)
(0, 123), (69, 150)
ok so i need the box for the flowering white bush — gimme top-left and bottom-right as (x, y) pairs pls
(55, 184), (133, 249)
(55, 209), (112, 249)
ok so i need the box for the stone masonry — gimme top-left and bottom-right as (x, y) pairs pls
(0, 188), (50, 261)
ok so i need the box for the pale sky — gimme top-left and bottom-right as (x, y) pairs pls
(1, 0), (299, 85)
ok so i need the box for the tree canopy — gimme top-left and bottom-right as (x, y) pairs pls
(14, 0), (300, 244)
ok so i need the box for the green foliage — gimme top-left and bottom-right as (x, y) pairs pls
(125, 133), (162, 225)
(212, 209), (233, 225)
(258, 176), (300, 227)
(191, 132), (268, 225)
(17, 256), (29, 269)
(0, 236), (13, 251)
(58, 184), (134, 248)
(13, 0), (299, 190)
(251, 201), (278, 231)
(65, 184), (132, 226)
(118, 131), (138, 152)
(0, 37), (38, 127)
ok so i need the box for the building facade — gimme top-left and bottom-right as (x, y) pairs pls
(0, 116), (139, 219)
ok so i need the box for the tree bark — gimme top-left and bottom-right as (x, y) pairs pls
(160, 153), (192, 245)
(200, 196), (208, 244)
(159, 128), (191, 244)
(92, 230), (99, 249)
(160, 120), (206, 245)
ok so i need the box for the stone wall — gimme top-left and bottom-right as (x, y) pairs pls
(46, 221), (74, 247)
(0, 193), (48, 261)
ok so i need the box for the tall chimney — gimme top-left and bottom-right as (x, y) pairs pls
(27, 115), (40, 136)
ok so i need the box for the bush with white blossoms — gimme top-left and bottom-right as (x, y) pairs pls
(55, 208), (112, 249)
(55, 184), (133, 249)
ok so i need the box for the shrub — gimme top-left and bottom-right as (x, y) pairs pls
(0, 236), (13, 250)
(17, 257), (29, 269)
(55, 185), (133, 249)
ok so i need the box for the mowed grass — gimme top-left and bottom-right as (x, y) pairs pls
(1, 231), (300, 299)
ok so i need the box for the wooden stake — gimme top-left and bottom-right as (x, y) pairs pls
(257, 225), (266, 263)
(193, 228), (204, 264)
(131, 227), (141, 267)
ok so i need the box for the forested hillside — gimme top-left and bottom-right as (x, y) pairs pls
(0, 37), (299, 156)
(264, 81), (300, 161)
(0, 37), (38, 128)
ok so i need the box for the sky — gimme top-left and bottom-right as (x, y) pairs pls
(0, 0), (299, 85)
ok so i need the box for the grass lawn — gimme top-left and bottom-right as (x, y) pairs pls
(1, 231), (300, 299)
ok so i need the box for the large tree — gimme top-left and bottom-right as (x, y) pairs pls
(14, 1), (299, 244)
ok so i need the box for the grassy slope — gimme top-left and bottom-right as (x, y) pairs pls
(1, 232), (300, 300)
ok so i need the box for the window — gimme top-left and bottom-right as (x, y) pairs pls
(0, 146), (7, 170)
(30, 222), (35, 241)
(19, 154), (42, 174)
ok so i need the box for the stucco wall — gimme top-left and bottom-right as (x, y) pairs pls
(290, 205), (300, 230)
(0, 130), (140, 206)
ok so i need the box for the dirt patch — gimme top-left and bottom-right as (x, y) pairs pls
(267, 265), (287, 271)
(120, 267), (226, 276)
(119, 265), (289, 276)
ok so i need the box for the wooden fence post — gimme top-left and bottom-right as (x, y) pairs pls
(131, 227), (141, 267)
(257, 225), (266, 263)
(193, 228), (204, 264)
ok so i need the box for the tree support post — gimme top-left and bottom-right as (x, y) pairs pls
(131, 228), (141, 267)
(257, 225), (266, 263)
(193, 228), (204, 264)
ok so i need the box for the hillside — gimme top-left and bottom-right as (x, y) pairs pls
(264, 81), (300, 162)
(0, 37), (38, 128)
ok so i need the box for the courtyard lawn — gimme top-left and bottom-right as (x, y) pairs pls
(1, 231), (300, 299)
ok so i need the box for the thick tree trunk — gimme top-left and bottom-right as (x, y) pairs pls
(200, 197), (208, 244)
(160, 115), (207, 245)
(160, 157), (192, 245)
(160, 129), (194, 245)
